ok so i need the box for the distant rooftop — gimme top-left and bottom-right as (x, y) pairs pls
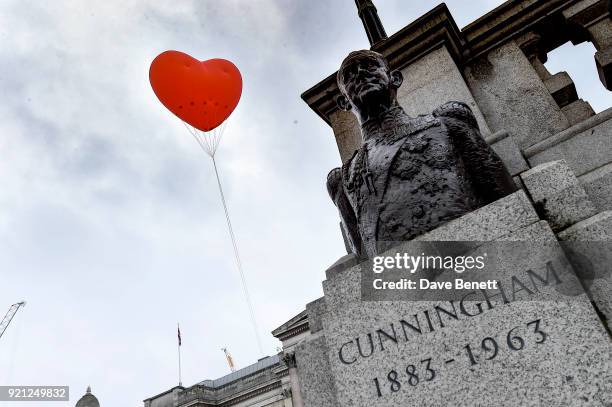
(198, 354), (281, 389)
(144, 354), (285, 406)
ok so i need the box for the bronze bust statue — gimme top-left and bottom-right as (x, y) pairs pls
(327, 50), (516, 258)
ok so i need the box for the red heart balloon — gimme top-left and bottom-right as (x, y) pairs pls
(149, 51), (242, 132)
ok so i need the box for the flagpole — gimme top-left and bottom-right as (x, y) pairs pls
(178, 323), (182, 387)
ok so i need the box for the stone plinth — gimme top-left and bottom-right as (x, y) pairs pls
(558, 211), (612, 327)
(525, 108), (612, 178)
(521, 160), (598, 231)
(562, 99), (595, 125)
(294, 192), (612, 407)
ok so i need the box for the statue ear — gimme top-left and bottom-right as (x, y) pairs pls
(336, 94), (352, 111)
(390, 70), (403, 89)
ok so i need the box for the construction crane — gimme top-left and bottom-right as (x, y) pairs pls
(221, 348), (236, 372)
(0, 301), (26, 340)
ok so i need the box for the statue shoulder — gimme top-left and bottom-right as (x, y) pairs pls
(433, 101), (478, 128)
(341, 148), (361, 173)
(325, 150), (361, 196)
(340, 148), (366, 191)
(326, 167), (343, 199)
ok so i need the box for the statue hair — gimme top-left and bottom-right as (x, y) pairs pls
(337, 50), (389, 87)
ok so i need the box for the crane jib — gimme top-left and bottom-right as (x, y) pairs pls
(0, 301), (26, 340)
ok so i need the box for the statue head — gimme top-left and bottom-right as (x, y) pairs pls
(336, 50), (403, 123)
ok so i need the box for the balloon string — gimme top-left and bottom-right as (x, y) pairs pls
(183, 120), (265, 357)
(211, 155), (264, 357)
(183, 121), (228, 158)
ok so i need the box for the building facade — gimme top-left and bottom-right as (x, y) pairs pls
(143, 355), (294, 407)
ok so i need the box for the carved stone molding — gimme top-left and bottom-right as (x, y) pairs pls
(281, 352), (297, 369)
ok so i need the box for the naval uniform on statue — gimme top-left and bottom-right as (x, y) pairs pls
(327, 50), (516, 258)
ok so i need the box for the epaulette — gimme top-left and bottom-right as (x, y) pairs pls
(433, 101), (478, 128)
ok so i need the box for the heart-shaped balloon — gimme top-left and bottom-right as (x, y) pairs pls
(149, 51), (242, 132)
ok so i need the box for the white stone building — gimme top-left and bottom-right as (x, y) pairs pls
(143, 355), (295, 407)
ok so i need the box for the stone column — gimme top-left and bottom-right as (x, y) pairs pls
(585, 15), (612, 90)
(591, 19), (611, 90)
(563, 0), (612, 90)
(464, 40), (570, 148)
(519, 32), (594, 125)
(396, 46), (491, 135)
(282, 352), (304, 407)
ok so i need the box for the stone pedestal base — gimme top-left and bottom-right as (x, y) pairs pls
(294, 191), (612, 407)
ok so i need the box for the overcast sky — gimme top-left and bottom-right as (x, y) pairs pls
(0, 1), (608, 406)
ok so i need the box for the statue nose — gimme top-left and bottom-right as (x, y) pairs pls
(354, 67), (368, 80)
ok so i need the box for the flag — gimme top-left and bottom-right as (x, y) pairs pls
(177, 324), (182, 347)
